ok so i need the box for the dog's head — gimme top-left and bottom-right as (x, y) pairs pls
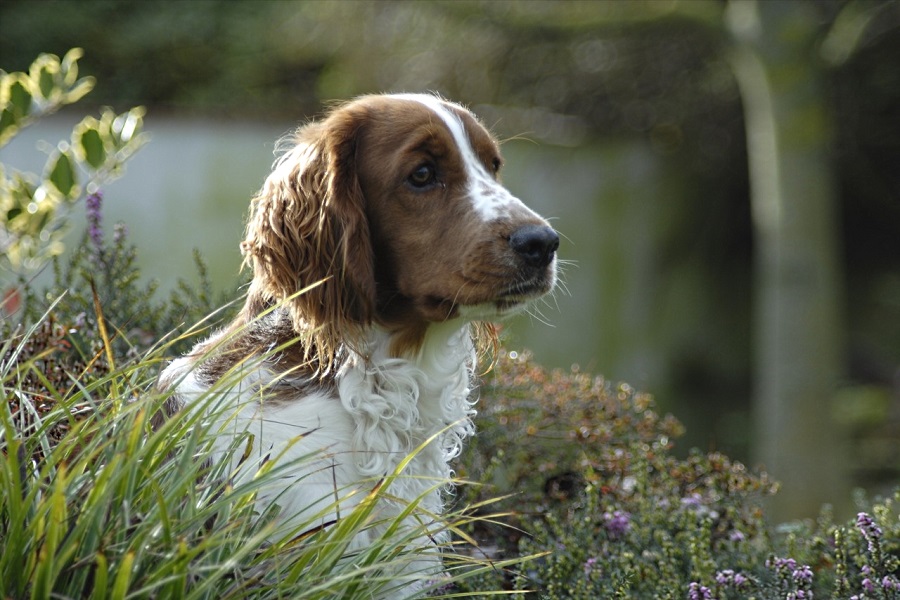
(240, 93), (558, 363)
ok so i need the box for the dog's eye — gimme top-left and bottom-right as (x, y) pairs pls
(491, 157), (502, 174)
(408, 164), (437, 189)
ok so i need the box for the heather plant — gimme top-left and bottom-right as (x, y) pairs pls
(0, 183), (234, 457)
(454, 352), (899, 598)
(19, 187), (230, 361)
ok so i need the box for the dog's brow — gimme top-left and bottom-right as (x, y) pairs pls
(389, 93), (517, 221)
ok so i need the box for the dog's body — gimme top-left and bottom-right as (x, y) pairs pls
(159, 93), (557, 590)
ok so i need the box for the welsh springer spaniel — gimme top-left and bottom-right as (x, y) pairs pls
(159, 93), (558, 591)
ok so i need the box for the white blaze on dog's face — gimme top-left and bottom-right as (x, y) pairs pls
(344, 94), (558, 331)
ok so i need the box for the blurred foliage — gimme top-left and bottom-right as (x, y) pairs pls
(0, 47), (94, 145)
(1, 48), (227, 369)
(0, 2), (742, 151)
(0, 48), (146, 279)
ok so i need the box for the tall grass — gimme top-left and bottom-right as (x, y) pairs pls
(0, 314), (531, 599)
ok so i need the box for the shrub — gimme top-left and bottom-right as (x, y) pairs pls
(1, 48), (146, 281)
(455, 351), (899, 598)
(1, 193), (229, 456)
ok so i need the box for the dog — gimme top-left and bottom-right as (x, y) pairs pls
(158, 93), (558, 591)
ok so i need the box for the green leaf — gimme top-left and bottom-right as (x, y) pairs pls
(111, 551), (135, 600)
(47, 150), (76, 198)
(8, 77), (32, 118)
(111, 107), (146, 147)
(90, 553), (108, 600)
(0, 107), (17, 145)
(34, 208), (52, 233)
(78, 126), (106, 169)
(61, 47), (84, 86)
(6, 206), (23, 222)
(0, 74), (33, 145)
(38, 64), (55, 100)
(65, 77), (95, 104)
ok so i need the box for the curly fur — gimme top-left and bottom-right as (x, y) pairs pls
(239, 130), (375, 374)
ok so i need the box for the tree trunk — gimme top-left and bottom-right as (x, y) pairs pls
(727, 0), (848, 520)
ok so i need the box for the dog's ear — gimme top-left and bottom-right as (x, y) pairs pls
(240, 108), (375, 370)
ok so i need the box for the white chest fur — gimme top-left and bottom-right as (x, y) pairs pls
(162, 321), (477, 547)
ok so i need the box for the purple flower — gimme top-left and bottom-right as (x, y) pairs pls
(767, 556), (816, 594)
(767, 556), (798, 574)
(688, 582), (713, 600)
(856, 512), (882, 538)
(681, 493), (703, 508)
(715, 569), (751, 591)
(883, 575), (900, 591)
(793, 565), (813, 584)
(85, 190), (104, 251)
(856, 512), (883, 555)
(583, 557), (598, 576)
(113, 221), (128, 245)
(602, 509), (631, 538)
(728, 530), (746, 542)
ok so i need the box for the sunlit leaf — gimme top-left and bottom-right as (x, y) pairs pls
(111, 107), (146, 147)
(0, 74), (33, 145)
(0, 108), (17, 145)
(34, 208), (52, 233)
(29, 53), (58, 103)
(8, 77), (32, 118)
(1, 48), (141, 278)
(6, 206), (23, 222)
(38, 64), (56, 100)
(47, 150), (76, 198)
(64, 77), (95, 104)
(61, 47), (84, 86)
(76, 125), (106, 170)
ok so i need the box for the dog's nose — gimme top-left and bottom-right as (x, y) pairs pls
(509, 224), (559, 268)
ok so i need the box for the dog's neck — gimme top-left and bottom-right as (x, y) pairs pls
(337, 320), (477, 479)
(185, 311), (477, 490)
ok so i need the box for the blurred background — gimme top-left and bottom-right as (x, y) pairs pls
(2, 0), (898, 520)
